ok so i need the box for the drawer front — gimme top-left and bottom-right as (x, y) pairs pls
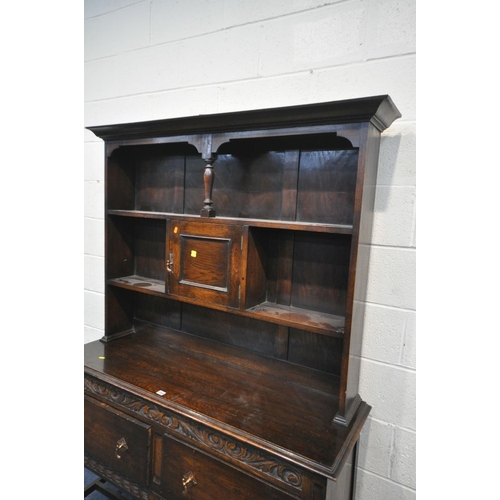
(161, 436), (293, 500)
(84, 396), (151, 485)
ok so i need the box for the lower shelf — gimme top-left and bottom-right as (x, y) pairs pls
(109, 275), (165, 294)
(246, 302), (345, 337)
(108, 277), (345, 337)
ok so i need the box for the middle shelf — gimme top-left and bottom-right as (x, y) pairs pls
(107, 214), (350, 337)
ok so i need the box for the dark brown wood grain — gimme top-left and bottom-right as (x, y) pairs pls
(288, 328), (343, 375)
(107, 210), (354, 234)
(296, 149), (358, 225)
(87, 95), (400, 140)
(106, 144), (188, 213)
(167, 221), (242, 308)
(106, 216), (166, 282)
(337, 122), (383, 425)
(291, 232), (351, 317)
(132, 145), (186, 213)
(106, 147), (135, 211)
(180, 303), (282, 358)
(103, 286), (135, 341)
(160, 437), (294, 500)
(84, 396), (151, 485)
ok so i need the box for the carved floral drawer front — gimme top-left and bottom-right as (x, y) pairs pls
(160, 435), (294, 500)
(84, 395), (152, 486)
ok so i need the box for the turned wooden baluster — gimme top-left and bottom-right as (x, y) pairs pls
(200, 134), (216, 217)
(200, 154), (216, 217)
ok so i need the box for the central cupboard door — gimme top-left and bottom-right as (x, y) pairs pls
(167, 221), (243, 308)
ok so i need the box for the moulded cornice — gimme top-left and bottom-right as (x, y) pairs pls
(86, 95), (401, 141)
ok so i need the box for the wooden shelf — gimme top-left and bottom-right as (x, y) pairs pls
(108, 276), (344, 337)
(246, 302), (345, 337)
(109, 275), (165, 295)
(107, 209), (353, 234)
(108, 209), (168, 220)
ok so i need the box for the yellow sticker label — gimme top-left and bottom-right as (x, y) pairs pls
(174, 227), (178, 233)
(191, 250), (197, 258)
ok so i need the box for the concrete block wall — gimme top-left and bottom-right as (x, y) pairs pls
(84, 1), (416, 499)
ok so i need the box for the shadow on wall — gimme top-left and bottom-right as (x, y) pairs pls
(376, 132), (402, 211)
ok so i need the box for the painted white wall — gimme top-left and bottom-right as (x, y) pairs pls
(84, 1), (416, 498)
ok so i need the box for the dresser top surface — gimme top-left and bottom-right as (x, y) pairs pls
(84, 321), (368, 476)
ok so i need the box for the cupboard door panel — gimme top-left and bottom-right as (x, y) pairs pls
(167, 221), (242, 308)
(180, 235), (230, 289)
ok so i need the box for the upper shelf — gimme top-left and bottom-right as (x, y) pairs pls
(108, 210), (354, 234)
(106, 133), (362, 226)
(87, 95), (401, 142)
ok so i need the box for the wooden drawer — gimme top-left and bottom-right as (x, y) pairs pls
(84, 396), (151, 485)
(160, 436), (293, 500)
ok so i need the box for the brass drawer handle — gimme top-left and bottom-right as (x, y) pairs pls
(182, 471), (197, 496)
(115, 437), (128, 459)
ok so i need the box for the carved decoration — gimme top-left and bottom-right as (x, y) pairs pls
(85, 376), (303, 490)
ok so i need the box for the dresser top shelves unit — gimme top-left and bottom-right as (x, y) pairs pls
(85, 95), (401, 500)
